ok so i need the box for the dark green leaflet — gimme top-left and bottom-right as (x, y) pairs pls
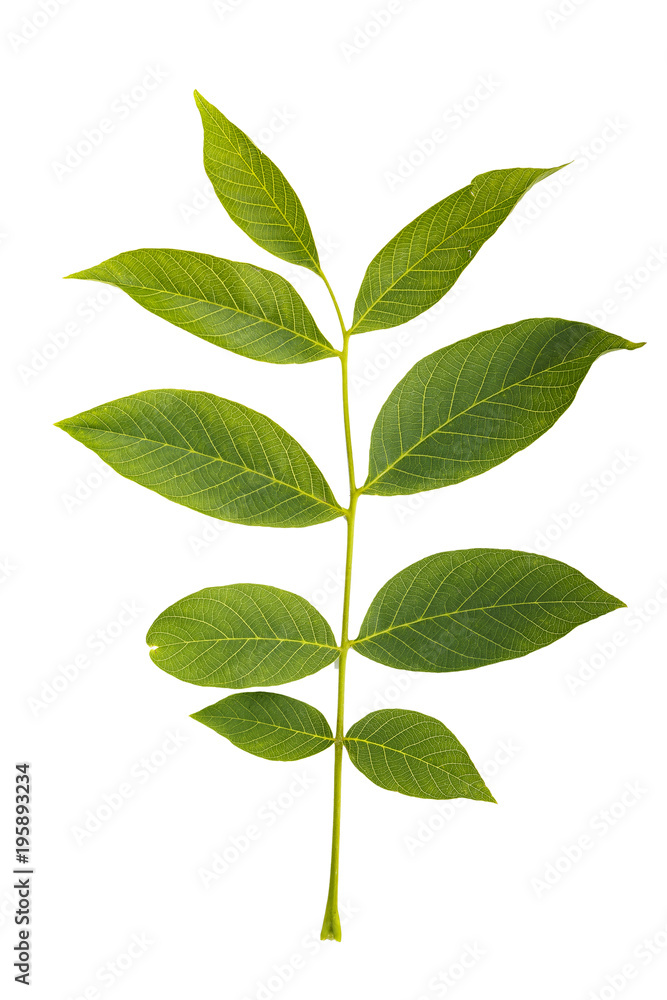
(147, 584), (339, 688)
(350, 165), (565, 334)
(345, 709), (494, 801)
(56, 389), (344, 527)
(353, 549), (624, 672)
(195, 91), (321, 273)
(192, 691), (334, 759)
(67, 249), (337, 363)
(364, 318), (643, 496)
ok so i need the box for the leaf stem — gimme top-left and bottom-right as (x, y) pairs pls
(318, 272), (358, 941)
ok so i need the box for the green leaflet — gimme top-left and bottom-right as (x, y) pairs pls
(192, 691), (334, 759)
(55, 389), (344, 527)
(353, 549), (624, 673)
(67, 249), (337, 364)
(195, 91), (321, 273)
(363, 318), (644, 496)
(147, 584), (339, 688)
(345, 709), (494, 801)
(350, 165), (564, 335)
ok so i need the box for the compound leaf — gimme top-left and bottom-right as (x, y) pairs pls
(192, 691), (334, 759)
(56, 389), (344, 527)
(350, 165), (564, 334)
(364, 318), (643, 496)
(195, 91), (321, 273)
(67, 249), (337, 364)
(345, 709), (494, 801)
(148, 584), (339, 688)
(353, 549), (624, 673)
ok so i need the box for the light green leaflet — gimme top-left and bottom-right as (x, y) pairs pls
(350, 165), (564, 334)
(364, 319), (644, 496)
(56, 389), (344, 527)
(353, 548), (623, 672)
(195, 91), (321, 273)
(345, 709), (494, 801)
(147, 584), (339, 688)
(192, 691), (334, 759)
(67, 249), (337, 364)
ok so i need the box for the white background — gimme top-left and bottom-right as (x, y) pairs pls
(2, 1), (665, 998)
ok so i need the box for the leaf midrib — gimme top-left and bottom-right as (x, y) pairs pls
(349, 188), (523, 334)
(362, 349), (601, 491)
(154, 633), (339, 651)
(344, 734), (486, 794)
(214, 713), (334, 744)
(199, 100), (319, 271)
(100, 274), (335, 355)
(354, 596), (619, 644)
(64, 418), (345, 515)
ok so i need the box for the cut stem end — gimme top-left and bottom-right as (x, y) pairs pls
(320, 904), (342, 942)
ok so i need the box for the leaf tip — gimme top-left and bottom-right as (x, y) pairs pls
(627, 340), (646, 351)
